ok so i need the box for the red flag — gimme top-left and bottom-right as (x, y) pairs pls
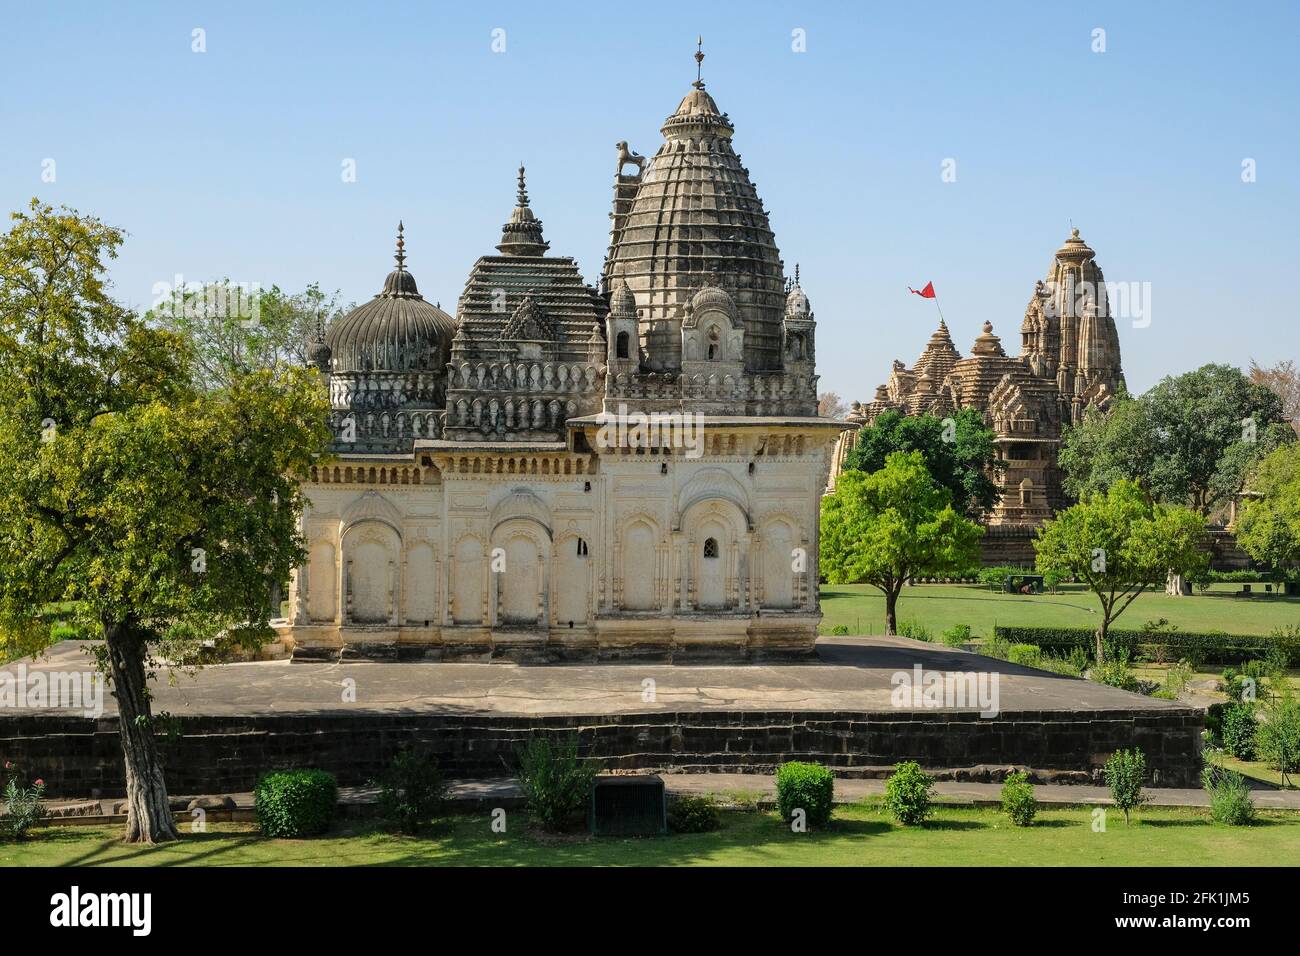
(908, 282), (936, 299)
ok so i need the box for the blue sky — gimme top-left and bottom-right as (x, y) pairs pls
(2, 1), (1296, 402)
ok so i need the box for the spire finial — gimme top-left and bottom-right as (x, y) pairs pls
(794, 263), (800, 286)
(394, 220), (406, 270)
(516, 164), (529, 207)
(693, 35), (705, 88)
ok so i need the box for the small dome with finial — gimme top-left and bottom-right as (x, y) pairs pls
(611, 279), (637, 317)
(497, 165), (550, 257)
(324, 222), (455, 373)
(785, 263), (810, 317)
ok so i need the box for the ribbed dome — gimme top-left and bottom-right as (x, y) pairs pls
(325, 223), (454, 373)
(605, 68), (785, 371)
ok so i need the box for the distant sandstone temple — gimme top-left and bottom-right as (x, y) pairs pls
(279, 54), (841, 662)
(828, 229), (1125, 528)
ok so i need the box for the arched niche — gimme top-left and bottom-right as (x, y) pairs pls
(342, 520), (400, 625)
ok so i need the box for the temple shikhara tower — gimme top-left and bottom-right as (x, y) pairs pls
(834, 228), (1125, 530)
(281, 49), (840, 662)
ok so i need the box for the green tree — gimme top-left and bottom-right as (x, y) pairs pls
(1034, 480), (1207, 661)
(844, 408), (1002, 519)
(148, 280), (345, 390)
(1235, 443), (1300, 573)
(1058, 393), (1154, 502)
(820, 451), (983, 634)
(1059, 365), (1292, 516)
(0, 200), (331, 842)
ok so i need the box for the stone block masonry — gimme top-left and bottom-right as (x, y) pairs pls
(1, 705), (1203, 798)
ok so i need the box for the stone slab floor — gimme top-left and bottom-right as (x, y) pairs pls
(12, 636), (1188, 717)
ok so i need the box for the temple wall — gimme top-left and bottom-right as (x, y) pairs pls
(285, 425), (834, 661)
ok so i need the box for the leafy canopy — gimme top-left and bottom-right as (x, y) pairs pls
(0, 199), (331, 651)
(820, 450), (984, 589)
(1060, 365), (1293, 515)
(844, 408), (1001, 519)
(1235, 443), (1300, 571)
(1034, 480), (1207, 655)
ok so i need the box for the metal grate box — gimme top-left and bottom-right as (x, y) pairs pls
(589, 774), (667, 837)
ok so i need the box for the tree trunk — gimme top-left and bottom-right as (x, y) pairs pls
(104, 620), (179, 843)
(884, 587), (898, 636)
(1095, 618), (1109, 664)
(1165, 571), (1191, 596)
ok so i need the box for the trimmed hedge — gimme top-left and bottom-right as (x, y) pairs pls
(775, 761), (835, 827)
(991, 625), (1300, 666)
(254, 769), (337, 838)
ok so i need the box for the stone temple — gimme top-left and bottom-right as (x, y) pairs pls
(279, 58), (841, 662)
(830, 228), (1125, 533)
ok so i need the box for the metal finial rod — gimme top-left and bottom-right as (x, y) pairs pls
(517, 164), (529, 206)
(394, 220), (406, 269)
(694, 35), (705, 88)
(795, 263), (800, 286)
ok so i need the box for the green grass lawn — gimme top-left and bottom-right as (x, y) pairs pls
(6, 803), (1300, 866)
(819, 583), (1300, 639)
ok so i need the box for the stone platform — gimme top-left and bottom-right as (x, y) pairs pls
(0, 637), (1204, 795)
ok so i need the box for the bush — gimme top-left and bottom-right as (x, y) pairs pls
(375, 751), (445, 834)
(1202, 761), (1255, 826)
(0, 763), (46, 841)
(775, 761), (835, 827)
(828, 624), (851, 636)
(1103, 749), (1147, 824)
(667, 794), (720, 833)
(1221, 702), (1258, 760)
(1091, 654), (1139, 692)
(516, 735), (601, 832)
(940, 624), (971, 647)
(1160, 660), (1195, 698)
(980, 634), (1012, 661)
(1036, 653), (1087, 677)
(254, 769), (337, 838)
(1256, 698), (1300, 773)
(992, 625), (1299, 667)
(883, 761), (934, 826)
(999, 771), (1038, 826)
(897, 619), (931, 642)
(1007, 643), (1042, 667)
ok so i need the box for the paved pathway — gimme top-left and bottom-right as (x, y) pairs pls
(44, 773), (1300, 821)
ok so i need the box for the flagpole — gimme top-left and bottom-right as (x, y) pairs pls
(934, 296), (945, 326)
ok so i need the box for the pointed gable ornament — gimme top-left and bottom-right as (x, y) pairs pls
(503, 292), (558, 341)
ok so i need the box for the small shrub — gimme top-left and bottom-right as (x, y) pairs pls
(897, 619), (931, 642)
(1103, 749), (1147, 824)
(516, 734), (601, 832)
(667, 794), (720, 833)
(375, 751), (445, 834)
(1091, 654), (1139, 692)
(1256, 698), (1300, 773)
(940, 624), (971, 648)
(1221, 702), (1258, 760)
(1161, 660), (1195, 698)
(0, 763), (46, 841)
(999, 771), (1037, 826)
(1037, 653), (1086, 677)
(981, 634), (1011, 661)
(254, 769), (337, 838)
(1201, 760), (1255, 826)
(828, 624), (851, 636)
(775, 761), (835, 827)
(1007, 643), (1042, 667)
(883, 761), (934, 827)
